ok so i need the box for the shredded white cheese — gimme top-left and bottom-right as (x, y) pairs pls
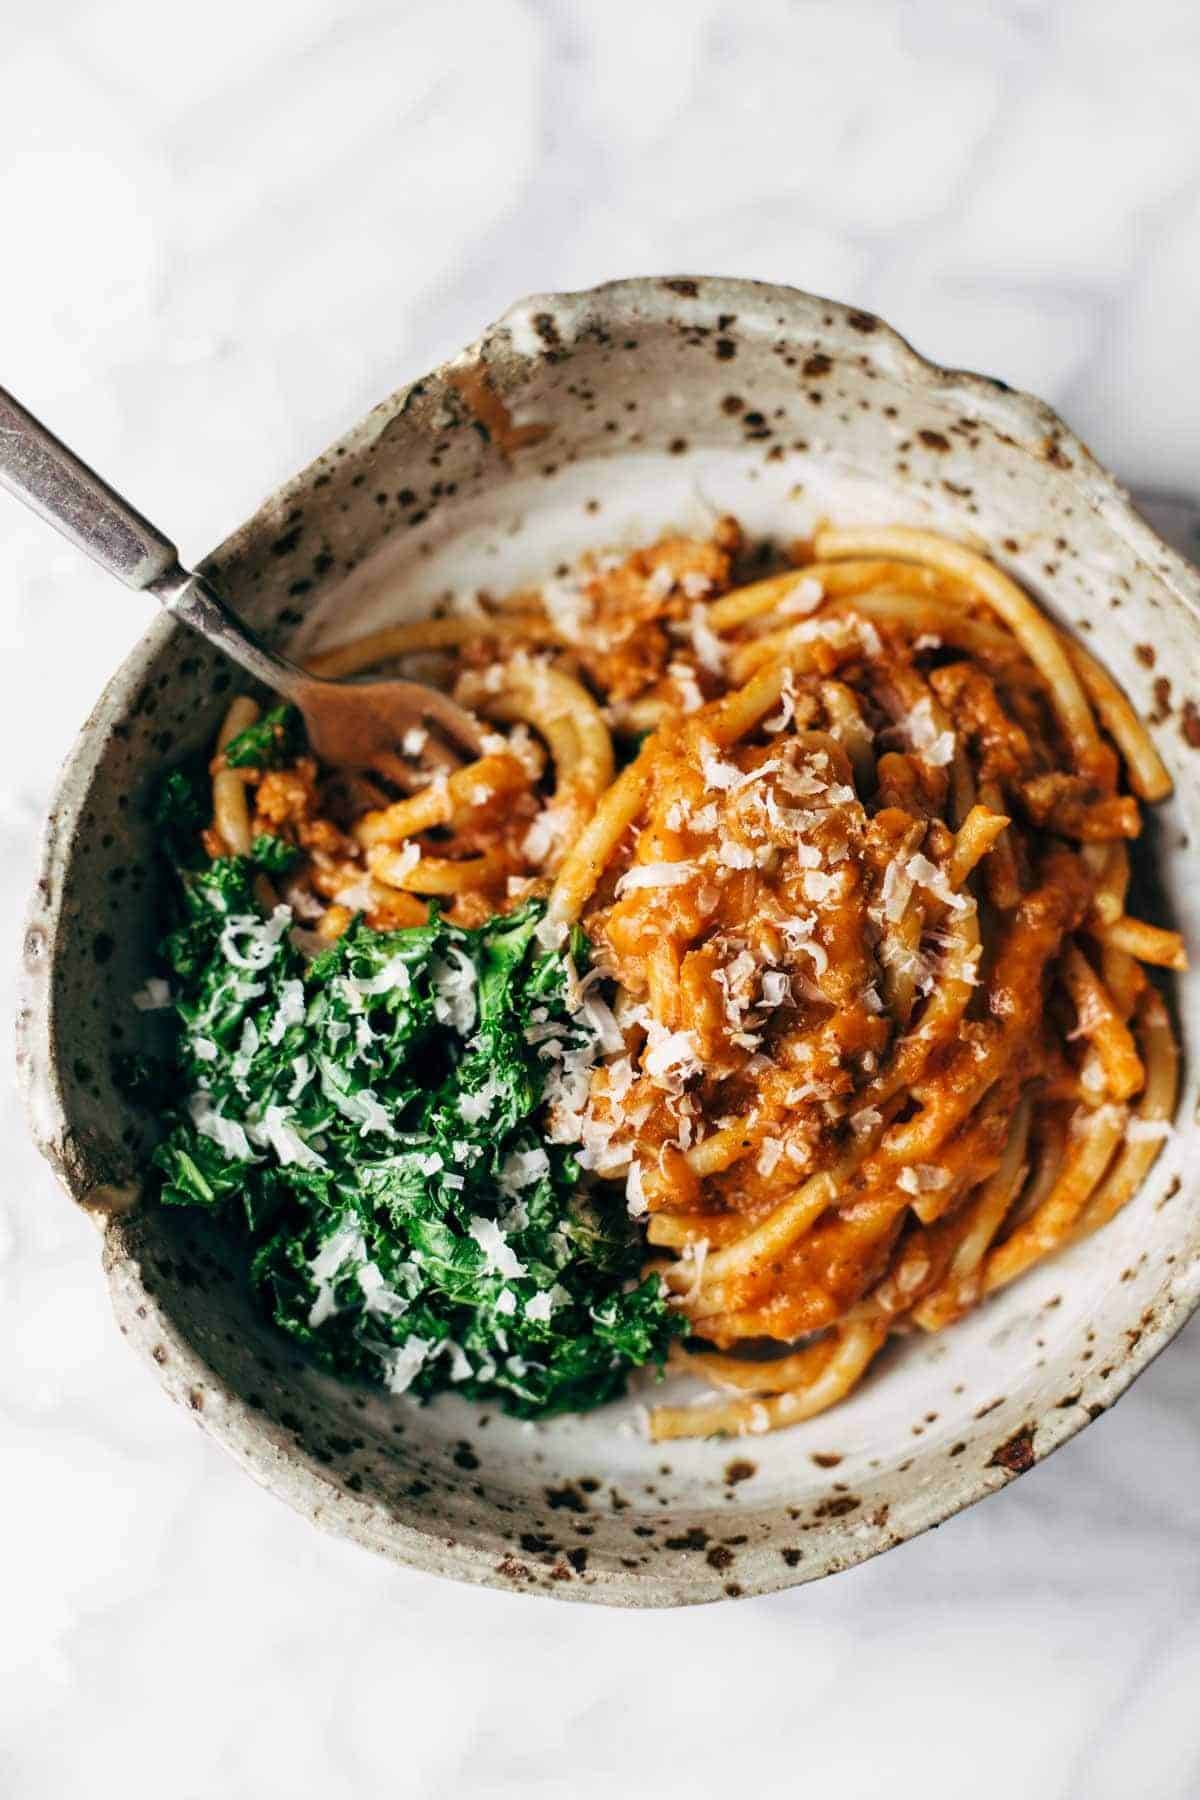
(906, 852), (972, 916)
(1127, 1117), (1173, 1143)
(357, 1262), (411, 1320)
(643, 1023), (703, 1087)
(668, 660), (705, 713)
(459, 1071), (504, 1124)
(219, 905), (291, 973)
(540, 574), (591, 642)
(688, 603), (726, 674)
(188, 1092), (254, 1163)
(253, 1104), (327, 1169)
(430, 947), (477, 1034)
(614, 861), (696, 897)
(905, 696), (956, 768)
(467, 1215), (527, 1280)
(498, 1145), (551, 1196)
(132, 977), (172, 1012)
(383, 1336), (431, 1395)
(351, 951), (413, 999)
(266, 978), (306, 1045)
(897, 1164), (952, 1196)
(700, 745), (745, 792)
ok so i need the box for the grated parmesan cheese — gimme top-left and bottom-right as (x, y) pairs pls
(802, 867), (841, 904)
(672, 1238), (709, 1306)
(897, 1164), (952, 1196)
(384, 1336), (431, 1395)
(779, 912), (829, 977)
(1126, 1117), (1173, 1143)
(906, 852), (972, 916)
(756, 1137), (785, 1177)
(219, 905), (291, 973)
(188, 1092), (254, 1163)
(607, 1055), (635, 1101)
(668, 660), (705, 714)
(700, 744), (744, 791)
(878, 857), (915, 924)
(468, 1214), (527, 1280)
(253, 1103), (328, 1168)
(455, 1072), (503, 1116)
(687, 602), (726, 674)
(132, 977), (172, 1012)
(760, 969), (792, 1010)
(306, 1221), (366, 1327)
(763, 667), (798, 734)
(350, 951), (413, 1001)
(267, 978), (307, 1046)
(781, 574), (825, 616)
(498, 1145), (551, 1196)
(440, 1340), (474, 1383)
(643, 1023), (703, 1086)
(615, 861), (696, 897)
(430, 947), (478, 1034)
(540, 574), (591, 642)
(905, 696), (956, 767)
(357, 1261), (411, 1320)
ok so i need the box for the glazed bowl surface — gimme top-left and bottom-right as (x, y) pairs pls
(21, 277), (1200, 1606)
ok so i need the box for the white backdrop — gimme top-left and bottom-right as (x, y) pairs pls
(4, 4), (1200, 1796)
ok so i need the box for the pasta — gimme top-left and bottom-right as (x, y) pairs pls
(189, 518), (1183, 1438)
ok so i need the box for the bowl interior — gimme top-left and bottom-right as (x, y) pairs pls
(26, 279), (1200, 1605)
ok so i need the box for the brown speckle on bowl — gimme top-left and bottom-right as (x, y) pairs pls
(987, 1425), (1037, 1475)
(544, 1483), (589, 1514)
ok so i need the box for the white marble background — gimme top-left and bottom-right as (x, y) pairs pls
(4, 2), (1200, 1795)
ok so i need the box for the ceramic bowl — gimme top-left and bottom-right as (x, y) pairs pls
(20, 278), (1200, 1607)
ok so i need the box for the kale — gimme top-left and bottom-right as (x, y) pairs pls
(147, 861), (682, 1417)
(250, 832), (301, 875)
(222, 704), (303, 770)
(149, 765), (209, 864)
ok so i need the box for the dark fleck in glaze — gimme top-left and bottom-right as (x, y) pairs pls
(987, 1426), (1038, 1476)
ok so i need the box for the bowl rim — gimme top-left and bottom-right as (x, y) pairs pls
(19, 274), (1200, 1607)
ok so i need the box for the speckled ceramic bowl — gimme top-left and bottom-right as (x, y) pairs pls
(20, 278), (1200, 1606)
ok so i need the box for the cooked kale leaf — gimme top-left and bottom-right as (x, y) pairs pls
(149, 765), (210, 864)
(148, 860), (681, 1416)
(222, 704), (302, 770)
(250, 832), (301, 875)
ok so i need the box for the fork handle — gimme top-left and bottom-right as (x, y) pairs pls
(0, 385), (180, 590)
(0, 381), (312, 702)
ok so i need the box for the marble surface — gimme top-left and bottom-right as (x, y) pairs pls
(5, 3), (1200, 1795)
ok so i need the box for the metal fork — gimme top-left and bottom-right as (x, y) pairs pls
(0, 386), (484, 771)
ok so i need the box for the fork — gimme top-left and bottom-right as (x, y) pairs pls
(0, 386), (484, 771)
